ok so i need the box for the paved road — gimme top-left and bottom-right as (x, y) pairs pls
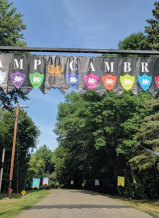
(16, 189), (153, 218)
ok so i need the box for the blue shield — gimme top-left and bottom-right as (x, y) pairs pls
(0, 71), (6, 85)
(138, 74), (152, 91)
(66, 72), (80, 89)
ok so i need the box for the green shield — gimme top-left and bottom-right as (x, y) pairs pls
(120, 74), (135, 91)
(29, 72), (44, 89)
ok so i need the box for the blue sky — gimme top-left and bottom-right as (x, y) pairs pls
(8, 0), (155, 151)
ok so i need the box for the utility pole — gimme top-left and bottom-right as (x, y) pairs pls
(0, 148), (5, 193)
(8, 103), (29, 199)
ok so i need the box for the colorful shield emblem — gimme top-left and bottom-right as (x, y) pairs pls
(155, 76), (159, 89)
(120, 74), (135, 91)
(66, 72), (80, 89)
(102, 74), (117, 91)
(29, 72), (44, 89)
(10, 71), (26, 89)
(0, 71), (6, 85)
(84, 73), (99, 90)
(138, 74), (152, 91)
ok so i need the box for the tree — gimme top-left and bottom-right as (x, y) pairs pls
(129, 99), (159, 171)
(34, 145), (53, 174)
(0, 108), (40, 192)
(0, 0), (28, 108)
(26, 145), (54, 186)
(27, 155), (45, 184)
(0, 0), (27, 47)
(53, 90), (155, 198)
(0, 87), (29, 109)
(118, 1), (159, 53)
(118, 32), (149, 57)
(142, 1), (159, 51)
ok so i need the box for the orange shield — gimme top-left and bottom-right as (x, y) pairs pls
(102, 74), (117, 91)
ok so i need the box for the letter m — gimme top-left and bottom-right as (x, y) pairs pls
(13, 59), (24, 69)
(104, 62), (114, 72)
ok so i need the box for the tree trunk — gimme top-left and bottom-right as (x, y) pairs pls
(130, 165), (137, 190)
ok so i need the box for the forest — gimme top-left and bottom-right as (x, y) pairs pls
(1, 0), (159, 200)
(1, 89), (159, 199)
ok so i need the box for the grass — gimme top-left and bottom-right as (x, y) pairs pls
(107, 195), (159, 218)
(0, 189), (50, 218)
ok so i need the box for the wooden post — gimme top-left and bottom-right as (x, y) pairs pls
(8, 103), (19, 198)
(0, 148), (5, 193)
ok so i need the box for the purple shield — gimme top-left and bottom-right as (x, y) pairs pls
(10, 71), (26, 89)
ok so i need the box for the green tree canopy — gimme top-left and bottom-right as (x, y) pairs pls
(26, 145), (54, 185)
(117, 1), (159, 55)
(143, 1), (159, 50)
(53, 90), (156, 198)
(0, 0), (28, 108)
(0, 108), (40, 192)
(129, 99), (159, 171)
(118, 32), (149, 57)
(0, 0), (27, 47)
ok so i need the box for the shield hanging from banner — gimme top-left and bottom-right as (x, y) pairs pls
(29, 72), (44, 89)
(120, 74), (135, 91)
(84, 73), (99, 90)
(155, 76), (159, 89)
(138, 74), (152, 91)
(102, 74), (117, 91)
(10, 71), (26, 89)
(66, 72), (80, 89)
(0, 71), (6, 85)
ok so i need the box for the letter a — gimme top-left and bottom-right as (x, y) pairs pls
(87, 62), (95, 71)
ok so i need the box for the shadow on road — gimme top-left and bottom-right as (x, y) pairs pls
(29, 204), (130, 209)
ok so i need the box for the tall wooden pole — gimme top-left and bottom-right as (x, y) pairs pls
(8, 103), (19, 199)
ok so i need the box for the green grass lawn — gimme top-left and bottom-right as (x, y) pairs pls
(0, 189), (50, 218)
(108, 195), (159, 218)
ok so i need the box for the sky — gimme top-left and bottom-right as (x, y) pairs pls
(7, 0), (155, 152)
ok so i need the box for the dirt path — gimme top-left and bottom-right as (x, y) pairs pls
(16, 189), (153, 218)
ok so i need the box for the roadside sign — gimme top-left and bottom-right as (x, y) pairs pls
(21, 190), (26, 196)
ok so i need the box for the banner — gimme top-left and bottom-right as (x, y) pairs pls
(117, 176), (125, 187)
(95, 179), (99, 186)
(32, 178), (40, 189)
(43, 177), (49, 186)
(83, 179), (86, 184)
(0, 53), (12, 93)
(1, 54), (159, 96)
